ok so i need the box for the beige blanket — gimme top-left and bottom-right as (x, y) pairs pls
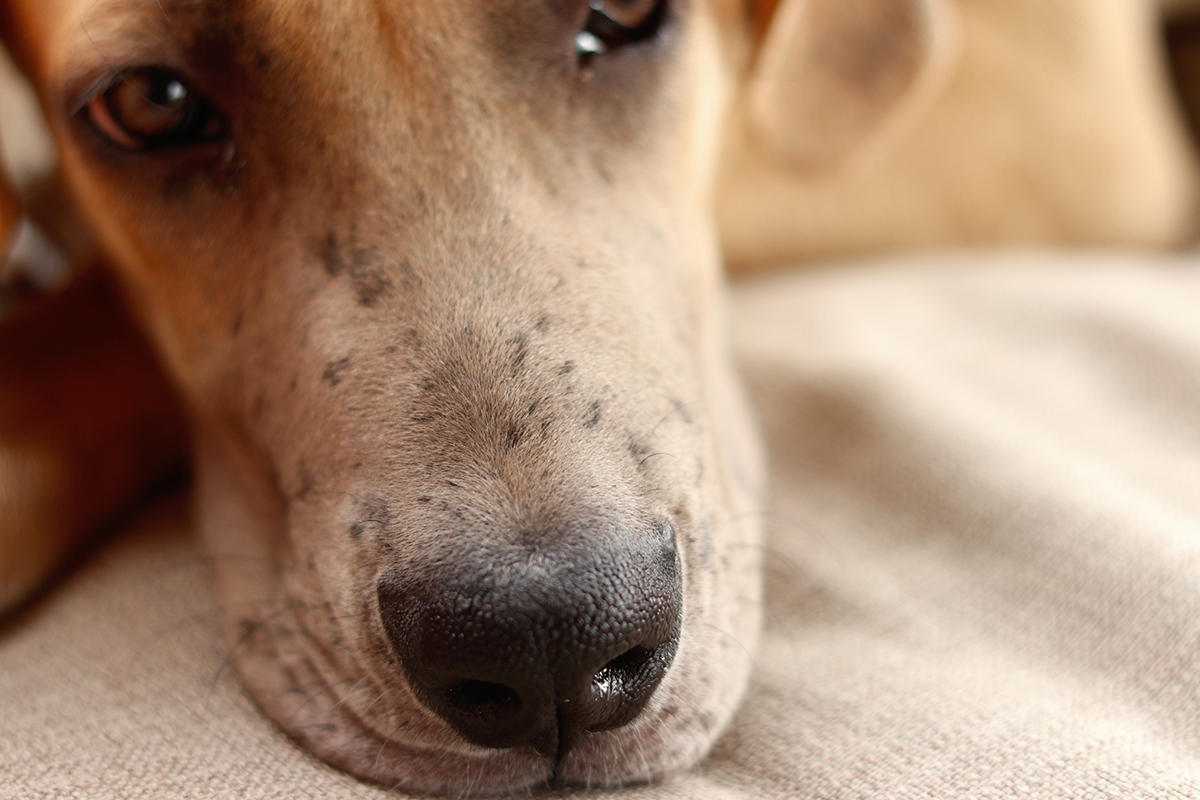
(4, 249), (1200, 798)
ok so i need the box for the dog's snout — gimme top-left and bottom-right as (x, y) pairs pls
(377, 521), (683, 759)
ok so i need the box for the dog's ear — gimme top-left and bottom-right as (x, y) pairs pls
(745, 0), (960, 174)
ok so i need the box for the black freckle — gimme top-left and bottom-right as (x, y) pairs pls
(558, 361), (575, 376)
(584, 400), (603, 429)
(417, 496), (432, 504)
(504, 422), (526, 450)
(535, 315), (551, 333)
(230, 311), (244, 337)
(353, 462), (363, 470)
(320, 231), (345, 276)
(354, 270), (392, 307)
(288, 374), (298, 392)
(238, 618), (260, 640)
(671, 398), (694, 425)
(540, 418), (553, 437)
(349, 522), (363, 539)
(446, 480), (460, 488)
(628, 436), (651, 461)
(384, 345), (399, 355)
(307, 554), (318, 572)
(294, 464), (316, 500)
(323, 357), (352, 386)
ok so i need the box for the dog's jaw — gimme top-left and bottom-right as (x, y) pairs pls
(191, 328), (764, 797)
(189, 289), (764, 797)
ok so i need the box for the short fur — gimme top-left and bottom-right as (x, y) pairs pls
(0, 0), (764, 794)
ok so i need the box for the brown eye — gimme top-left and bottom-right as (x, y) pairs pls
(86, 69), (226, 151)
(576, 0), (665, 56)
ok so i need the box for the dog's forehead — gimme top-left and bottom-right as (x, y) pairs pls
(30, 0), (572, 83)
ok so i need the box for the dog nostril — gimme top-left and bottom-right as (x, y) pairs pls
(586, 639), (677, 733)
(593, 646), (652, 701)
(445, 680), (522, 717)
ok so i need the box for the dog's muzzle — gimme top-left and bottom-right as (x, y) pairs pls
(378, 520), (683, 759)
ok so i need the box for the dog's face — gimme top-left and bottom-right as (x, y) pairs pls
(4, 0), (764, 793)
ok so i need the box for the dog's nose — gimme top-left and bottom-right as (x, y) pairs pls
(377, 520), (683, 758)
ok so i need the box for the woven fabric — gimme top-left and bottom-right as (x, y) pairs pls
(4, 250), (1200, 798)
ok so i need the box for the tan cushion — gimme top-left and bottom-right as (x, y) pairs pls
(5, 250), (1200, 797)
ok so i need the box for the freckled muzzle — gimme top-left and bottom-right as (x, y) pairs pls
(377, 520), (683, 760)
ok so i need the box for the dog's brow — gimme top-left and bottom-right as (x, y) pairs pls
(64, 0), (236, 83)
(72, 0), (176, 54)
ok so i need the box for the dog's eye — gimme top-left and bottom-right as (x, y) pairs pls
(575, 0), (665, 56)
(85, 69), (226, 151)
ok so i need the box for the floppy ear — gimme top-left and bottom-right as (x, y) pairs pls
(745, 0), (961, 174)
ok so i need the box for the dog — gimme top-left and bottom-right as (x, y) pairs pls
(0, 0), (953, 794)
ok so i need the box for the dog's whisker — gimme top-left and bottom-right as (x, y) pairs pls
(75, 0), (111, 68)
(304, 674), (374, 726)
(700, 621), (758, 664)
(638, 451), (680, 469)
(356, 686), (396, 722)
(206, 601), (311, 695)
(286, 675), (363, 726)
(150, 0), (170, 23)
(371, 713), (408, 773)
(647, 397), (702, 437)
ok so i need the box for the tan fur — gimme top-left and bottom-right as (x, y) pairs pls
(0, 0), (771, 794)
